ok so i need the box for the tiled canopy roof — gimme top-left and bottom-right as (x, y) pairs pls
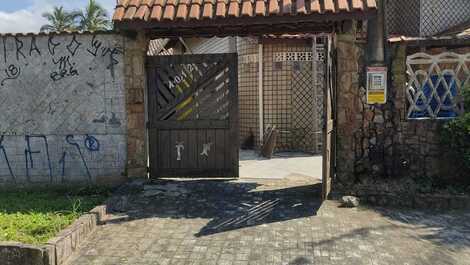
(113, 0), (377, 24)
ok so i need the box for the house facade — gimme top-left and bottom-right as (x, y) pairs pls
(0, 0), (468, 203)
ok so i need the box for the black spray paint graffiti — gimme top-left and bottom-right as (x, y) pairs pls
(1, 64), (21, 86)
(50, 56), (79, 82)
(86, 35), (123, 77)
(86, 35), (103, 57)
(92, 112), (122, 127)
(1, 35), (122, 80)
(66, 35), (82, 56)
(15, 37), (26, 61)
(0, 135), (101, 183)
(48, 36), (61, 56)
(29, 37), (41, 57)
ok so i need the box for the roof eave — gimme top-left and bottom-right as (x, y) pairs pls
(114, 10), (377, 37)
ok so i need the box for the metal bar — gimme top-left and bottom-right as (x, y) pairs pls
(258, 42), (264, 143)
(312, 35), (319, 154)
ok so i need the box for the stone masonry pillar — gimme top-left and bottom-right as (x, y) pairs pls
(334, 23), (363, 188)
(124, 32), (149, 178)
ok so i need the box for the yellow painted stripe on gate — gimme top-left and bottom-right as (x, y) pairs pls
(176, 96), (193, 110)
(178, 108), (193, 120)
(175, 84), (183, 94)
(176, 96), (194, 120)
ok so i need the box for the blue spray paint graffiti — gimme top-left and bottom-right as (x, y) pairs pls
(84, 135), (100, 152)
(0, 134), (101, 184)
(0, 135), (15, 183)
(25, 135), (53, 183)
(58, 151), (67, 183)
(65, 135), (92, 182)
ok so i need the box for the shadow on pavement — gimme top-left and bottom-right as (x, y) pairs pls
(372, 206), (470, 250)
(106, 179), (323, 238)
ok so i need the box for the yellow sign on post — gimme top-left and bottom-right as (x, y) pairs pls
(367, 66), (387, 104)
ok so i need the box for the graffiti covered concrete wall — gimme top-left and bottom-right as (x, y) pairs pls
(0, 33), (127, 186)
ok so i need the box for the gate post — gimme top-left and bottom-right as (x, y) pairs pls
(124, 32), (149, 178)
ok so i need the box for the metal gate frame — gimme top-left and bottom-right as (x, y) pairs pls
(146, 53), (239, 178)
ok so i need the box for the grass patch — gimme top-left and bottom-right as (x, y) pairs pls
(0, 186), (111, 245)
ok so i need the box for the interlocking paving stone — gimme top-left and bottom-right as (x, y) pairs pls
(67, 179), (470, 265)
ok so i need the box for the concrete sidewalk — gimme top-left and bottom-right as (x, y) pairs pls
(239, 150), (322, 181)
(67, 178), (470, 265)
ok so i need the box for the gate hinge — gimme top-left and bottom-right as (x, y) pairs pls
(146, 121), (150, 129)
(146, 166), (150, 173)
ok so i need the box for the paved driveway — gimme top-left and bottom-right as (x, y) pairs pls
(67, 178), (470, 265)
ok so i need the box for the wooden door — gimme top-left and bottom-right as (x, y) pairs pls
(146, 54), (239, 178)
(322, 37), (336, 200)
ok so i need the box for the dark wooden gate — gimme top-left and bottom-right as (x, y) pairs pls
(146, 53), (239, 178)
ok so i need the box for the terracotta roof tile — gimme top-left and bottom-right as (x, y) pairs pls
(216, 0), (228, 17)
(189, 5), (201, 19)
(254, 0), (266, 16)
(310, 0), (321, 13)
(366, 0), (376, 8)
(202, 0), (215, 18)
(241, 0), (254, 17)
(282, 0), (292, 15)
(296, 0), (306, 14)
(351, 0), (364, 10)
(176, 0), (190, 19)
(323, 0), (335, 12)
(228, 0), (240, 17)
(268, 0), (279, 14)
(135, 0), (154, 20)
(338, 0), (349, 11)
(113, 0), (378, 26)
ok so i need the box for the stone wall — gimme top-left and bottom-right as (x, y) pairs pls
(334, 30), (470, 195)
(0, 32), (127, 186)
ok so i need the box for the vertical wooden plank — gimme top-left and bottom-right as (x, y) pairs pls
(197, 129), (208, 170)
(224, 129), (232, 171)
(148, 129), (156, 176)
(180, 130), (189, 171)
(170, 130), (178, 170)
(206, 129), (216, 170)
(215, 129), (225, 169)
(160, 130), (171, 170)
(189, 129), (199, 169)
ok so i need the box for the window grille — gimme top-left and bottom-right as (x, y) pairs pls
(406, 52), (468, 119)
